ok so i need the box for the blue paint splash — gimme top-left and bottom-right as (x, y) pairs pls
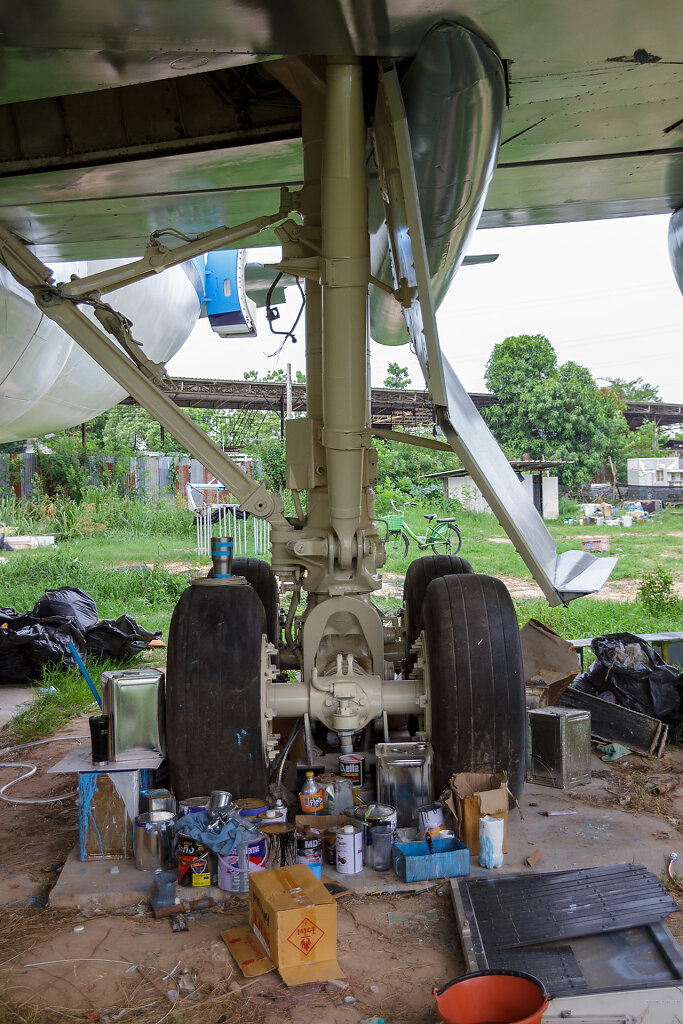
(236, 733), (241, 745)
(79, 773), (104, 860)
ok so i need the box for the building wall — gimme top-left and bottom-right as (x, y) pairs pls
(447, 473), (559, 519)
(627, 457), (683, 488)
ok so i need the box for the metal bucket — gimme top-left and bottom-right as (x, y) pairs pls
(134, 811), (177, 871)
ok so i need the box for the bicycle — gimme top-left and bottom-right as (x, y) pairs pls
(378, 499), (462, 558)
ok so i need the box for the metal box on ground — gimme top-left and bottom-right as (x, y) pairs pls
(375, 741), (433, 827)
(101, 668), (165, 762)
(526, 707), (591, 789)
(79, 768), (152, 860)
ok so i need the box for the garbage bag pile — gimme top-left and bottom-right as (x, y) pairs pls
(0, 586), (161, 684)
(573, 632), (683, 729)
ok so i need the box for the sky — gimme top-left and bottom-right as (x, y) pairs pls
(167, 213), (682, 401)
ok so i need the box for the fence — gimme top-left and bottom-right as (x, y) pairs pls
(195, 504), (270, 558)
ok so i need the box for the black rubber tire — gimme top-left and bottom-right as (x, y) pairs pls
(430, 523), (462, 556)
(422, 573), (525, 800)
(208, 557), (280, 647)
(403, 554), (474, 676)
(166, 581), (268, 801)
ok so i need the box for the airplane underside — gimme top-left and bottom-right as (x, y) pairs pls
(0, 3), (680, 788)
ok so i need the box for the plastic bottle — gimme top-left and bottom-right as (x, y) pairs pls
(299, 771), (324, 813)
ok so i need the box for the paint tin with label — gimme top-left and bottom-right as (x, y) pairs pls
(339, 753), (365, 788)
(335, 824), (363, 875)
(235, 797), (269, 818)
(178, 796), (209, 816)
(177, 832), (217, 887)
(295, 828), (323, 878)
(418, 802), (444, 834)
(217, 835), (268, 891)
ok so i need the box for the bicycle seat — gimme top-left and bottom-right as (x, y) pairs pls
(437, 517), (457, 523)
(424, 513), (437, 521)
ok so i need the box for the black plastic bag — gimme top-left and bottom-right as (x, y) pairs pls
(85, 614), (161, 659)
(573, 632), (682, 727)
(0, 617), (86, 685)
(32, 586), (98, 633)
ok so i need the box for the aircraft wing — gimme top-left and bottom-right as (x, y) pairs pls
(0, 2), (680, 261)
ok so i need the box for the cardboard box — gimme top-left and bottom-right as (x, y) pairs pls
(520, 619), (580, 705)
(294, 813), (349, 833)
(222, 865), (343, 987)
(447, 773), (509, 856)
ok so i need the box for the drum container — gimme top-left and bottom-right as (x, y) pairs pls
(335, 825), (363, 875)
(178, 796), (209, 816)
(134, 811), (176, 871)
(217, 835), (268, 891)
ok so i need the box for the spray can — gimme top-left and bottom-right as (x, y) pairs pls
(299, 771), (324, 814)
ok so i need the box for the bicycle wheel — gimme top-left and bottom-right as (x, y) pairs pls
(430, 523), (462, 556)
(387, 529), (410, 559)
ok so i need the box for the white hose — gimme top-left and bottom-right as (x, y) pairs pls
(0, 734), (86, 804)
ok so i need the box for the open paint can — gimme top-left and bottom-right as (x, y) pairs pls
(134, 811), (176, 871)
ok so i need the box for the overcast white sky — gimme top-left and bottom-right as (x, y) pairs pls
(168, 213), (682, 401)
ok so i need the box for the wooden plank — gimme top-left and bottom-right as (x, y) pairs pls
(557, 688), (668, 756)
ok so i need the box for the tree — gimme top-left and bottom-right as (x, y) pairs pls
(601, 376), (662, 403)
(482, 335), (635, 488)
(383, 363), (411, 390)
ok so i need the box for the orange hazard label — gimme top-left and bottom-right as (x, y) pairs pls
(286, 917), (324, 956)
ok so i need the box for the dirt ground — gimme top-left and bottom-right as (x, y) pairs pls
(1, 725), (682, 1024)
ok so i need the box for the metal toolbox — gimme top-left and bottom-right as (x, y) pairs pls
(101, 668), (166, 762)
(526, 707), (591, 789)
(375, 741), (433, 827)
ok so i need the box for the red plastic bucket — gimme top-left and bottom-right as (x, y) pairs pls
(433, 970), (549, 1024)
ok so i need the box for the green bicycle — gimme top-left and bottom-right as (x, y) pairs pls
(379, 498), (462, 558)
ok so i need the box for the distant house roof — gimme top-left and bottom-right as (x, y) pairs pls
(422, 459), (569, 480)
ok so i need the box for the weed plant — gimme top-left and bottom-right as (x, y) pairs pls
(3, 661), (109, 744)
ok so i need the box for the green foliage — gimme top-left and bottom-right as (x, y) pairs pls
(0, 487), (193, 540)
(601, 376), (662, 403)
(637, 567), (679, 614)
(383, 363), (411, 389)
(5, 661), (113, 744)
(252, 437), (287, 491)
(374, 433), (459, 510)
(483, 334), (641, 488)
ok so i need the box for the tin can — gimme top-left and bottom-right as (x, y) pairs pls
(134, 811), (176, 871)
(339, 753), (365, 788)
(178, 796), (209, 816)
(295, 829), (323, 877)
(345, 803), (397, 845)
(335, 824), (363, 875)
(353, 782), (375, 805)
(217, 836), (268, 891)
(323, 826), (340, 867)
(418, 802), (444, 834)
(140, 789), (175, 815)
(235, 797), (269, 818)
(177, 832), (217, 887)
(319, 774), (354, 815)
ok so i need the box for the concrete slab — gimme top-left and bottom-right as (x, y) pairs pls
(0, 685), (33, 731)
(50, 758), (683, 912)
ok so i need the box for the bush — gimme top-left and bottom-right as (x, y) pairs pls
(637, 567), (679, 614)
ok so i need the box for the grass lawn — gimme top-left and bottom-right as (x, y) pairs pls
(0, 498), (680, 742)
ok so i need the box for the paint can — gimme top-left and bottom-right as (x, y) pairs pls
(339, 753), (365, 789)
(353, 781), (375, 805)
(140, 788), (175, 815)
(235, 797), (269, 818)
(295, 828), (323, 878)
(418, 802), (444, 834)
(178, 796), (209, 816)
(323, 826), (340, 867)
(177, 831), (217, 887)
(134, 811), (177, 871)
(217, 835), (268, 891)
(335, 824), (363, 875)
(345, 803), (397, 846)
(260, 822), (296, 868)
(256, 807), (288, 826)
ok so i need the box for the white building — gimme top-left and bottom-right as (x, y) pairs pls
(627, 456), (683, 489)
(425, 460), (563, 519)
